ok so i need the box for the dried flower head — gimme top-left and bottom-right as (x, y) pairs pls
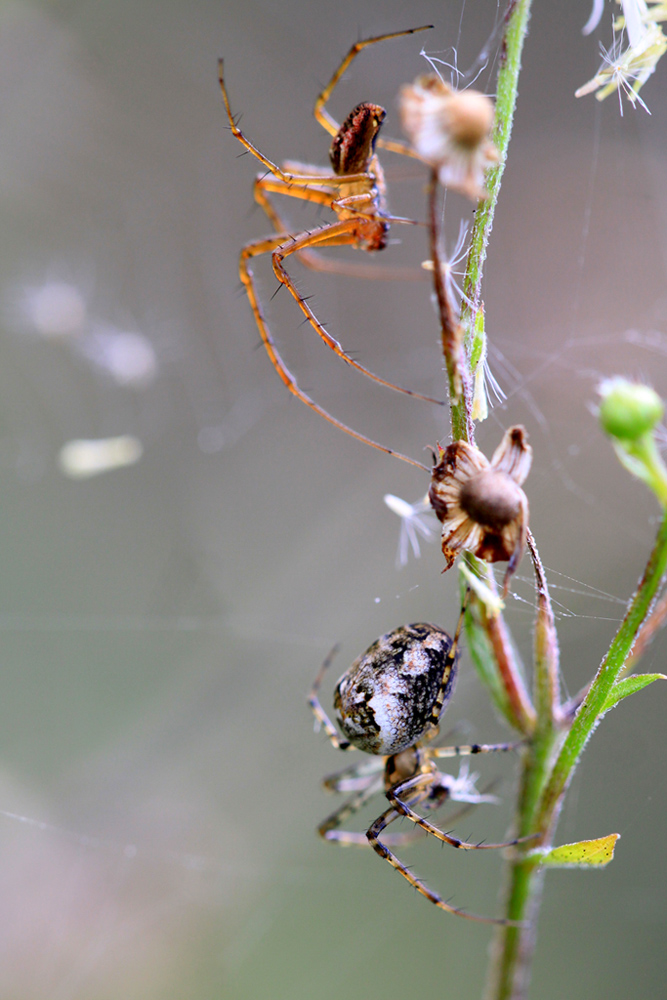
(399, 74), (499, 200)
(429, 426), (532, 589)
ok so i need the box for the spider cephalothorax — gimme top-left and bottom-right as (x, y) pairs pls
(309, 602), (533, 923)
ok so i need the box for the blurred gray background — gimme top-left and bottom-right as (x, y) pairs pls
(0, 1), (665, 997)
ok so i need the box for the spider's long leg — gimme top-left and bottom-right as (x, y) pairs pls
(320, 780), (426, 848)
(388, 773), (537, 851)
(376, 135), (425, 159)
(421, 591), (474, 744)
(428, 741), (523, 760)
(254, 176), (428, 283)
(366, 804), (519, 924)
(309, 645), (352, 751)
(219, 62), (369, 186)
(322, 757), (384, 793)
(255, 176), (339, 213)
(270, 224), (445, 406)
(318, 777), (382, 838)
(239, 239), (428, 470)
(313, 26), (434, 137)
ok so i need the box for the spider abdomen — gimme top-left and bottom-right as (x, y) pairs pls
(329, 102), (386, 175)
(333, 623), (458, 755)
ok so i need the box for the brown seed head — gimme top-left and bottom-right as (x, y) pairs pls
(399, 73), (498, 200)
(442, 90), (495, 149)
(459, 470), (524, 530)
(427, 426), (532, 590)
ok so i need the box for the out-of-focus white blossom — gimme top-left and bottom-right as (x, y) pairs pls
(583, 0), (606, 35)
(58, 435), (143, 479)
(647, 1), (667, 22)
(398, 75), (498, 201)
(79, 324), (158, 388)
(577, 0), (667, 112)
(21, 282), (87, 339)
(383, 493), (436, 567)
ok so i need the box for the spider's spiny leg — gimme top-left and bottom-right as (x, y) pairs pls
(238, 237), (429, 470)
(429, 741), (523, 760)
(375, 135), (424, 160)
(318, 777), (384, 839)
(420, 784), (498, 830)
(271, 225), (445, 407)
(322, 757), (384, 793)
(321, 780), (427, 847)
(324, 828), (426, 848)
(313, 25), (434, 137)
(388, 774), (537, 851)
(426, 592), (470, 734)
(218, 61), (369, 186)
(255, 177), (428, 282)
(366, 805), (520, 924)
(256, 176), (338, 212)
(309, 644), (352, 751)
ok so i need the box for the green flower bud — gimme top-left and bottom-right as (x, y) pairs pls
(598, 378), (664, 442)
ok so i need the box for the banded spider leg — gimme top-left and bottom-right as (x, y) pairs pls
(309, 601), (535, 922)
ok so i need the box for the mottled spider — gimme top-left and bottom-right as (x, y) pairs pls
(308, 600), (531, 923)
(219, 27), (440, 470)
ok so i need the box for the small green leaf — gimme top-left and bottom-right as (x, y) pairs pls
(601, 673), (667, 713)
(534, 834), (620, 868)
(460, 563), (504, 616)
(469, 305), (486, 372)
(470, 307), (489, 422)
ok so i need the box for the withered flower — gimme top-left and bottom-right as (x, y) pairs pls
(429, 426), (532, 589)
(398, 74), (499, 200)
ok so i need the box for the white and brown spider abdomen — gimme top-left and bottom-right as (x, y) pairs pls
(333, 623), (458, 756)
(329, 102), (386, 175)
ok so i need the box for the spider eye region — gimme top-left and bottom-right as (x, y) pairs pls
(333, 623), (458, 755)
(329, 102), (387, 175)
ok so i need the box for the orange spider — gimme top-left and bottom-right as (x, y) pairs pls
(219, 26), (440, 470)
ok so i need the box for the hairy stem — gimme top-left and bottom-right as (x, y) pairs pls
(433, 2), (544, 997)
(454, 0), (533, 443)
(427, 170), (474, 443)
(536, 505), (667, 829)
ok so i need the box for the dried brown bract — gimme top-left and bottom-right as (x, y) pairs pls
(399, 74), (499, 200)
(429, 426), (532, 589)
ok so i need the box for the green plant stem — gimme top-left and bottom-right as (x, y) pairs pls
(536, 504), (667, 828)
(486, 506), (667, 999)
(616, 433), (667, 507)
(440, 5), (667, 998)
(454, 0), (533, 443)
(484, 732), (560, 1000)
